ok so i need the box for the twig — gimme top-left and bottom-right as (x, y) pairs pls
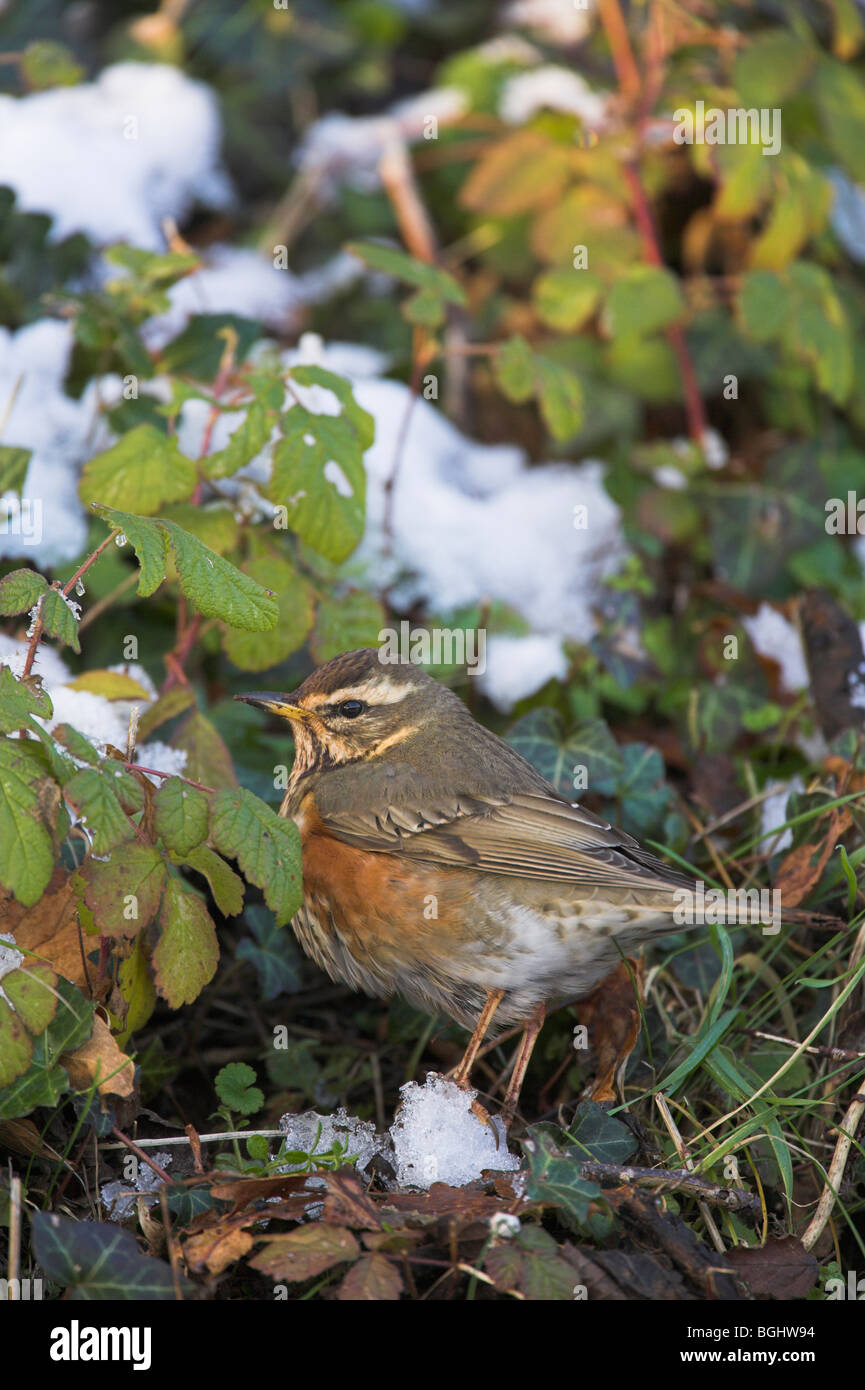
(598, 0), (642, 104)
(801, 1093), (865, 1251)
(111, 1125), (173, 1183)
(122, 762), (215, 795)
(99, 1128), (286, 1151)
(577, 1159), (761, 1215)
(655, 1093), (727, 1252)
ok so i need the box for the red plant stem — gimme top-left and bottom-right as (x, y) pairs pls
(598, 0), (642, 103)
(20, 531), (117, 679)
(124, 761), (215, 794)
(111, 1125), (172, 1185)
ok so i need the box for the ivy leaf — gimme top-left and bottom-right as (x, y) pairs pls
(64, 767), (135, 854)
(210, 787), (302, 926)
(236, 905), (303, 999)
(269, 407), (366, 564)
(507, 710), (623, 798)
(181, 844), (244, 917)
(0, 665), (52, 734)
(153, 776), (209, 856)
(75, 842), (166, 936)
(39, 589), (81, 654)
(79, 424), (197, 514)
(153, 876), (219, 1008)
(214, 1061), (263, 1115)
(0, 567), (48, 615)
(0, 739), (56, 906)
(204, 401), (272, 480)
(522, 1126), (602, 1228)
(32, 1212), (190, 1300)
(565, 1101), (637, 1164)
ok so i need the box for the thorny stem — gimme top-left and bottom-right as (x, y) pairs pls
(20, 530), (117, 679)
(124, 761), (215, 794)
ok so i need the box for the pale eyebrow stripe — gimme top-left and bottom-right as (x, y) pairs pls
(304, 679), (418, 709)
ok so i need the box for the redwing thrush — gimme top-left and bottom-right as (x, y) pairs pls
(238, 648), (697, 1124)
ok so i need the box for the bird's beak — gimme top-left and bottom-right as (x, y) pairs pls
(235, 692), (312, 722)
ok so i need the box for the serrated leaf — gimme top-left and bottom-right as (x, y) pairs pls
(116, 934), (157, 1044)
(91, 506), (169, 596)
(153, 876), (219, 1007)
(153, 776), (209, 855)
(0, 997), (35, 1088)
(79, 424), (197, 514)
(32, 1212), (190, 1300)
(0, 567), (48, 615)
(269, 407), (366, 564)
(0, 738), (55, 906)
(161, 518), (278, 631)
(236, 906), (302, 999)
(64, 767), (134, 854)
(0, 975), (95, 1116)
(53, 723), (100, 766)
(75, 841), (166, 936)
(204, 401), (272, 480)
(222, 553), (314, 671)
(39, 589), (81, 653)
(0, 445), (32, 495)
(338, 1252), (402, 1300)
(215, 1061), (263, 1115)
(289, 366), (375, 450)
(251, 1223), (360, 1282)
(181, 844), (244, 917)
(210, 787), (302, 926)
(3, 963), (58, 1037)
(0, 664), (52, 734)
(460, 129), (573, 216)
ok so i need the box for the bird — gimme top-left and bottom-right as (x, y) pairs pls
(237, 647), (698, 1126)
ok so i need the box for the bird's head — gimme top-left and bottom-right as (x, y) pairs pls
(235, 647), (458, 773)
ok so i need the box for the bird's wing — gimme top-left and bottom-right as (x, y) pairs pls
(314, 783), (694, 896)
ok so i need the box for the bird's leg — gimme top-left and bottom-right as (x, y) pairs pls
(451, 988), (505, 1089)
(500, 1003), (546, 1129)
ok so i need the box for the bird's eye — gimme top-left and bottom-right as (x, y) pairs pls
(337, 699), (366, 718)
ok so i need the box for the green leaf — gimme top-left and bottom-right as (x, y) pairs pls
(91, 506), (168, 596)
(32, 1212), (190, 1300)
(215, 1061), (264, 1115)
(159, 313), (262, 379)
(346, 241), (466, 305)
(0, 739), (55, 906)
(535, 356), (583, 440)
(160, 502), (238, 557)
(289, 367), (375, 451)
(180, 844), (244, 917)
(204, 401), (272, 480)
(75, 842), (166, 936)
(64, 767), (134, 854)
(251, 1223), (360, 1282)
(20, 39), (84, 89)
(522, 1127), (602, 1228)
(533, 269), (603, 331)
(39, 589), (81, 654)
(0, 998), (35, 1089)
(222, 553), (314, 671)
(3, 963), (58, 1038)
(236, 905), (303, 999)
(485, 1224), (578, 1301)
(494, 335), (536, 403)
(605, 266), (685, 339)
(153, 876), (219, 1007)
(0, 665), (52, 734)
(311, 591), (387, 665)
(0, 567), (48, 615)
(565, 1101), (637, 1164)
(814, 56), (865, 183)
(460, 129), (573, 217)
(734, 32), (816, 107)
(738, 270), (789, 342)
(153, 776), (209, 855)
(53, 723), (99, 766)
(92, 505), (278, 630)
(269, 407), (366, 564)
(507, 710), (623, 798)
(210, 787), (302, 926)
(137, 686), (196, 742)
(0, 975), (94, 1117)
(80, 425), (197, 514)
(0, 446), (32, 495)
(171, 710), (237, 788)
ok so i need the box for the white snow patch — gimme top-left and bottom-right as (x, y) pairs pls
(391, 1073), (519, 1188)
(500, 66), (608, 127)
(279, 1107), (382, 1175)
(743, 603), (809, 693)
(0, 63), (231, 247)
(759, 778), (805, 855)
(503, 0), (595, 45)
(101, 1151), (173, 1222)
(479, 634), (569, 711)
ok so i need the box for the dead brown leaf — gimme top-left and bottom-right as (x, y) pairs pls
(1, 869), (108, 1000)
(337, 1252), (403, 1300)
(725, 1236), (818, 1300)
(574, 958), (644, 1102)
(322, 1168), (381, 1231)
(61, 1014), (135, 1100)
(184, 1222), (254, 1275)
(776, 807), (852, 908)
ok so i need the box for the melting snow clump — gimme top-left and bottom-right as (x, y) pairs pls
(279, 1107), (382, 1175)
(391, 1073), (520, 1189)
(101, 1151), (173, 1222)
